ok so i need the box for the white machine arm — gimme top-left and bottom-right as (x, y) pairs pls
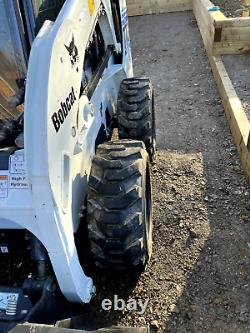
(24, 0), (132, 302)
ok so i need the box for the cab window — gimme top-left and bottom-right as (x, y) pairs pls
(32, 0), (65, 33)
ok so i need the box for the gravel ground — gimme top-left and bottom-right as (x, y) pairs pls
(213, 0), (243, 17)
(90, 12), (250, 333)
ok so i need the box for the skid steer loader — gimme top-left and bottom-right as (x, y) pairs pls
(0, 0), (156, 332)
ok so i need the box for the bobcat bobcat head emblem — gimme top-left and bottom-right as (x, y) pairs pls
(65, 35), (79, 70)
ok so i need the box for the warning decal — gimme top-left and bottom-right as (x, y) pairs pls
(0, 153), (29, 199)
(9, 175), (28, 189)
(88, 0), (95, 16)
(9, 154), (25, 174)
(9, 154), (28, 190)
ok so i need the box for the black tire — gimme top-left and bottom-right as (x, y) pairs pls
(117, 78), (156, 161)
(87, 139), (153, 271)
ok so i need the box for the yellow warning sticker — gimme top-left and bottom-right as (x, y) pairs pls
(88, 0), (95, 16)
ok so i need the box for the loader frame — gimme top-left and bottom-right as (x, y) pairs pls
(0, 0), (133, 305)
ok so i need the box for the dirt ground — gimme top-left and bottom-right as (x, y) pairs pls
(213, 0), (243, 17)
(90, 12), (250, 333)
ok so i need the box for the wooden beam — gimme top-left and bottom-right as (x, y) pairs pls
(127, 0), (192, 16)
(193, 0), (226, 55)
(209, 56), (250, 183)
(213, 41), (250, 55)
(220, 27), (250, 42)
(215, 17), (250, 28)
(194, 0), (250, 183)
(193, 0), (215, 54)
(213, 25), (250, 54)
(192, 0), (250, 55)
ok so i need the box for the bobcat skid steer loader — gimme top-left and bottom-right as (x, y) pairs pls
(0, 0), (156, 332)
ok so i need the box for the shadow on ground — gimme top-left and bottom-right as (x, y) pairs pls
(157, 149), (250, 333)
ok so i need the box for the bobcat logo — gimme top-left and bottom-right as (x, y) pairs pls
(65, 35), (79, 71)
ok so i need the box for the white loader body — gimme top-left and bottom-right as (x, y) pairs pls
(0, 0), (133, 303)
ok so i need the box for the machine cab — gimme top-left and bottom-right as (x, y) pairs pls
(0, 0), (65, 120)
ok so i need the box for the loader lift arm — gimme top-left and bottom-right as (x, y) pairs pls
(0, 0), (154, 332)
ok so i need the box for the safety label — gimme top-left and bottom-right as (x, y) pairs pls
(0, 173), (8, 198)
(88, 0), (95, 16)
(9, 154), (26, 174)
(9, 175), (28, 189)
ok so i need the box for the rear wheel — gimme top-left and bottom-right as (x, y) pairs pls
(87, 139), (153, 271)
(117, 78), (156, 161)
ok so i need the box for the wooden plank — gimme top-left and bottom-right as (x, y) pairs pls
(221, 27), (250, 42)
(127, 0), (192, 16)
(152, 0), (193, 13)
(215, 17), (250, 28)
(242, 10), (250, 17)
(127, 0), (150, 16)
(193, 0), (250, 56)
(194, 0), (250, 182)
(193, 0), (216, 53)
(209, 13), (250, 55)
(193, 0), (225, 20)
(193, 0), (226, 55)
(210, 56), (249, 145)
(213, 41), (250, 54)
(209, 55), (250, 182)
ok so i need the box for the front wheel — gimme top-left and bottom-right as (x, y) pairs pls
(87, 139), (153, 271)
